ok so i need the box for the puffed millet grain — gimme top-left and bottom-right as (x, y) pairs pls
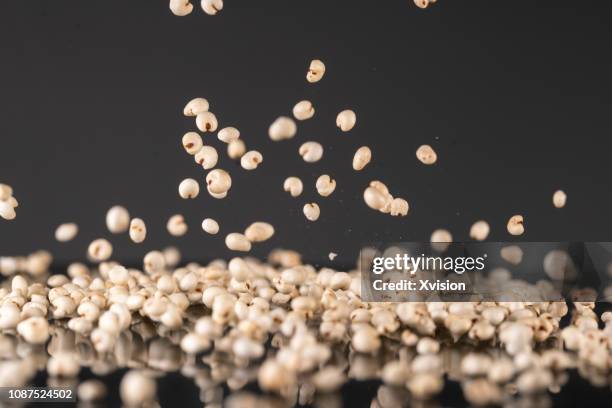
(227, 139), (246, 159)
(54, 223), (79, 242)
(120, 371), (156, 407)
(202, 218), (220, 234)
(91, 328), (116, 353)
(241, 151), (263, 170)
(7, 196), (17, 207)
(561, 327), (582, 351)
(178, 178), (200, 199)
(125, 294), (146, 312)
(178, 272), (198, 292)
(201, 287), (225, 309)
(516, 369), (553, 394)
(407, 373), (444, 400)
(500, 245), (523, 265)
(469, 320), (496, 341)
(87, 239), (113, 262)
(463, 379), (502, 406)
(245, 222), (275, 242)
(17, 316), (49, 344)
(312, 367), (346, 393)
(488, 359), (515, 383)
(26, 250), (51, 276)
(68, 317), (93, 335)
(0, 201), (16, 220)
(182, 132), (203, 155)
(98, 311), (120, 334)
(228, 258), (251, 281)
(363, 187), (388, 211)
(233, 336), (265, 360)
(499, 323), (533, 355)
(12, 275), (27, 294)
(336, 109), (357, 132)
(470, 220), (490, 241)
(201, 0), (223, 15)
(181, 333), (211, 354)
(0, 186), (15, 219)
(417, 337), (441, 355)
(47, 352), (80, 377)
(461, 353), (492, 376)
(268, 116), (297, 141)
(183, 97), (209, 116)
(303, 203), (321, 222)
(129, 218), (147, 243)
(353, 146), (372, 171)
(51, 296), (76, 319)
(194, 146), (219, 169)
(507, 215), (525, 236)
(167, 214), (188, 236)
(218, 126), (240, 143)
(78, 380), (107, 402)
(306, 59), (326, 83)
(225, 233), (252, 252)
(430, 229), (453, 252)
(481, 307), (507, 326)
(293, 100), (315, 120)
(157, 275), (177, 294)
(416, 144), (437, 165)
(206, 169), (232, 195)
(258, 360), (295, 394)
(414, 0), (430, 9)
(105, 205), (130, 234)
(0, 184), (12, 201)
(390, 198), (409, 216)
(77, 302), (100, 322)
(330, 272), (351, 290)
(144, 251), (166, 274)
(281, 267), (305, 286)
(316, 175), (336, 197)
(553, 190), (567, 208)
(369, 180), (391, 196)
(299, 141), (324, 163)
(196, 111), (218, 132)
(352, 326), (381, 353)
(283, 177), (303, 197)
(208, 190), (227, 199)
(108, 265), (129, 286)
(170, 0), (194, 16)
(0, 304), (21, 329)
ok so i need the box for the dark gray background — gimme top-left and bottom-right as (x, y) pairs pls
(1, 0), (611, 267)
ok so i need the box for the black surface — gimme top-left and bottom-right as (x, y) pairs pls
(27, 369), (612, 408)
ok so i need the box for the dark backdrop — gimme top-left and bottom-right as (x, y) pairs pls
(1, 0), (612, 267)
